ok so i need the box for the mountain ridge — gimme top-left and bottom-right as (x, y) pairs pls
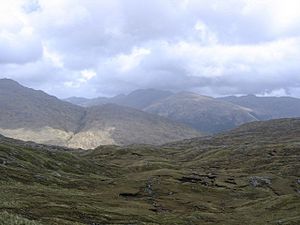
(66, 89), (260, 133)
(65, 88), (173, 108)
(0, 79), (202, 149)
(67, 89), (300, 134)
(144, 91), (258, 133)
(220, 94), (300, 120)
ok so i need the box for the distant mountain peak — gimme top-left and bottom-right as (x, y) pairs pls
(220, 94), (300, 120)
(0, 78), (18, 82)
(246, 94), (257, 97)
(0, 78), (23, 87)
(174, 91), (213, 99)
(129, 88), (173, 94)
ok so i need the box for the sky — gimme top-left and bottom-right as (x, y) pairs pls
(0, 0), (300, 98)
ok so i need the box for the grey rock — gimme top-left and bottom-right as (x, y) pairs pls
(249, 176), (271, 187)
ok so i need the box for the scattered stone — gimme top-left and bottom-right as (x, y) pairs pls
(268, 150), (277, 157)
(249, 176), (271, 187)
(276, 219), (283, 225)
(119, 192), (139, 198)
(34, 174), (47, 181)
(0, 158), (6, 165)
(207, 173), (217, 179)
(131, 152), (143, 157)
(179, 176), (203, 184)
(178, 174), (216, 186)
(145, 180), (153, 196)
(225, 178), (237, 185)
(52, 171), (61, 177)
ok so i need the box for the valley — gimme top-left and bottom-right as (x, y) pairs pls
(0, 118), (299, 224)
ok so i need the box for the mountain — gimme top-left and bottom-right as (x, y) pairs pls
(0, 78), (85, 147)
(65, 88), (173, 109)
(0, 118), (299, 224)
(144, 92), (258, 133)
(0, 79), (201, 148)
(66, 90), (262, 134)
(0, 78), (84, 131)
(220, 94), (300, 120)
(68, 104), (201, 148)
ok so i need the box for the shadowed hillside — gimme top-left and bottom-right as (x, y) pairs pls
(0, 78), (84, 132)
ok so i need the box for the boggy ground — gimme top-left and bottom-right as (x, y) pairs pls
(0, 118), (299, 225)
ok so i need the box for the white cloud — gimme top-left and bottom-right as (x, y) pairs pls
(258, 88), (289, 97)
(0, 0), (42, 64)
(43, 46), (63, 68)
(113, 47), (151, 72)
(80, 69), (96, 80)
(243, 0), (300, 34)
(63, 69), (96, 89)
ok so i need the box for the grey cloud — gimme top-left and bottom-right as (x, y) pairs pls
(0, 0), (300, 98)
(22, 0), (41, 14)
(0, 34), (43, 64)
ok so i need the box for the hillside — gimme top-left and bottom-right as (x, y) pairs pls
(0, 118), (299, 224)
(0, 79), (201, 148)
(144, 92), (258, 133)
(220, 95), (300, 120)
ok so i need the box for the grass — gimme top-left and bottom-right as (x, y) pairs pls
(0, 118), (299, 224)
(0, 211), (42, 225)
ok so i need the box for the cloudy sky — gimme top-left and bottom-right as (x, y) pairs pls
(1, 0), (300, 98)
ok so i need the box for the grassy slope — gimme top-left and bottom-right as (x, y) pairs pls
(0, 119), (299, 224)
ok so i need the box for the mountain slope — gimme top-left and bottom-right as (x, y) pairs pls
(220, 94), (300, 120)
(0, 79), (85, 146)
(0, 79), (201, 148)
(68, 104), (201, 148)
(0, 118), (299, 224)
(144, 92), (258, 133)
(0, 78), (84, 131)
